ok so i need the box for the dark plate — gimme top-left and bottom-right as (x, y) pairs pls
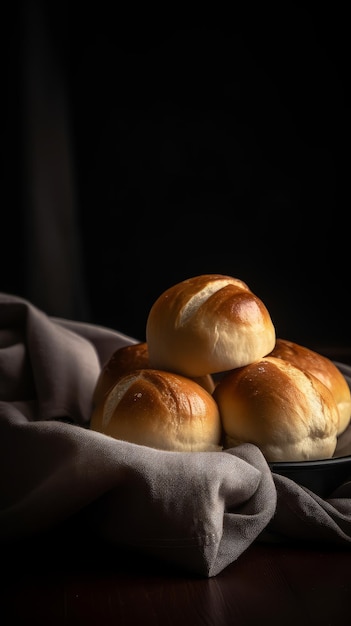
(269, 362), (351, 497)
(270, 454), (351, 497)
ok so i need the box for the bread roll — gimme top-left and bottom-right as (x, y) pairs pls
(92, 342), (150, 410)
(146, 274), (276, 377)
(269, 338), (351, 435)
(213, 357), (339, 462)
(91, 369), (222, 452)
(90, 342), (215, 433)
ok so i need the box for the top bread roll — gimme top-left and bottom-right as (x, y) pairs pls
(146, 274), (276, 377)
(269, 338), (351, 436)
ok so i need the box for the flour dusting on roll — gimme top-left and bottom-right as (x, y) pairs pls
(213, 356), (339, 462)
(146, 274), (276, 377)
(269, 338), (351, 436)
(91, 369), (222, 452)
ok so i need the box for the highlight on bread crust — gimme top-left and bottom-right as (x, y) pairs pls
(90, 341), (215, 433)
(146, 274), (276, 377)
(90, 369), (223, 452)
(269, 338), (351, 436)
(213, 357), (339, 462)
(92, 342), (150, 410)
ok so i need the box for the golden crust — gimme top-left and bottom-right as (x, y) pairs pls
(213, 357), (339, 462)
(91, 369), (222, 452)
(269, 339), (351, 435)
(146, 274), (276, 377)
(92, 342), (149, 409)
(90, 342), (215, 433)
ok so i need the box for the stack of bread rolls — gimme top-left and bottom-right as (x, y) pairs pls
(90, 274), (351, 462)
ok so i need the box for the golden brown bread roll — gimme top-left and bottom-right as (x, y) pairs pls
(213, 357), (339, 462)
(92, 342), (150, 411)
(269, 338), (351, 436)
(146, 274), (276, 377)
(90, 369), (222, 452)
(90, 342), (215, 433)
(90, 342), (150, 433)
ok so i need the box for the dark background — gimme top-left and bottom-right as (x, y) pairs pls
(3, 2), (350, 349)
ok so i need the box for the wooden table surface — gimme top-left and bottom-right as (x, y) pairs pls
(2, 524), (351, 626)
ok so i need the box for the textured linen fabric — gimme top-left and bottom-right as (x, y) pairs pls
(0, 293), (351, 577)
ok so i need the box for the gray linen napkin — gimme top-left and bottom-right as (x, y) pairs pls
(0, 293), (351, 577)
